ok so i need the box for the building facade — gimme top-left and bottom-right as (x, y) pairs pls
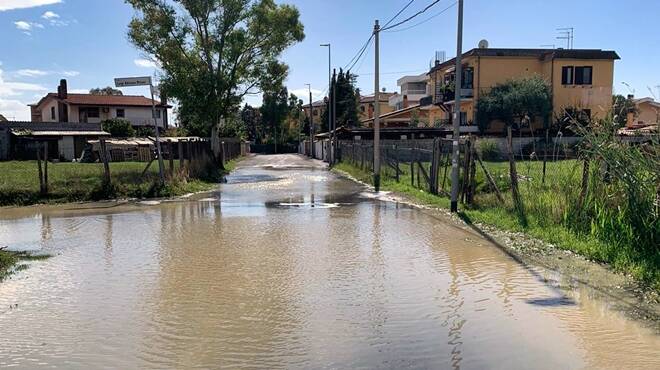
(425, 48), (619, 133)
(30, 80), (172, 130)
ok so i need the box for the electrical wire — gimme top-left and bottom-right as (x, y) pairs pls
(382, 0), (416, 28)
(381, 0), (445, 31)
(344, 34), (374, 72)
(384, 1), (456, 33)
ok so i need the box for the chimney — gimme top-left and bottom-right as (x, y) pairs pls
(403, 95), (409, 109)
(57, 79), (69, 122)
(58, 79), (68, 99)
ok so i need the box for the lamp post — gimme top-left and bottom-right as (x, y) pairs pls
(320, 43), (333, 164)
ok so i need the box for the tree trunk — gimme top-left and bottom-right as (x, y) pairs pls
(507, 125), (522, 212)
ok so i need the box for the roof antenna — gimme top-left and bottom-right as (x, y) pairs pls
(556, 27), (574, 49)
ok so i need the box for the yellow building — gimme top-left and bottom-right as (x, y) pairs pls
(425, 48), (620, 133)
(630, 97), (660, 127)
(358, 93), (395, 122)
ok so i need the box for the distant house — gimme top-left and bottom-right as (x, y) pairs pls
(629, 97), (660, 127)
(358, 92), (395, 122)
(29, 79), (172, 130)
(388, 73), (430, 110)
(424, 47), (620, 133)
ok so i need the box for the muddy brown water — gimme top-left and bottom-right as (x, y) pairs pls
(0, 154), (658, 369)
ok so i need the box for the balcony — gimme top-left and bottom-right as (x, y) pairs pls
(432, 86), (474, 105)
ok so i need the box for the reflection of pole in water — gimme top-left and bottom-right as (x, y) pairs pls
(443, 263), (465, 369)
(104, 214), (113, 267)
(40, 213), (52, 245)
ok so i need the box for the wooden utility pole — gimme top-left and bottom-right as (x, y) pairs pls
(450, 0), (464, 212)
(373, 19), (381, 192)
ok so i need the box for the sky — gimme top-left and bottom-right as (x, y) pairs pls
(1, 0), (659, 122)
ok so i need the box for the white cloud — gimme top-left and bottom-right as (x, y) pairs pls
(41, 11), (58, 19)
(14, 20), (43, 34)
(17, 69), (49, 77)
(134, 58), (160, 68)
(291, 87), (325, 101)
(0, 97), (30, 121)
(0, 67), (48, 121)
(0, 0), (62, 12)
(14, 21), (31, 30)
(68, 89), (88, 94)
(63, 70), (79, 77)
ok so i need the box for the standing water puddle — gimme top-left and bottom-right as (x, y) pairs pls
(0, 154), (658, 369)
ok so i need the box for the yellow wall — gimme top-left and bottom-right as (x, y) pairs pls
(429, 55), (616, 131)
(636, 101), (660, 124)
(358, 101), (393, 121)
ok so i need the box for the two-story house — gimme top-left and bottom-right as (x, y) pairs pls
(29, 79), (171, 130)
(425, 47), (620, 133)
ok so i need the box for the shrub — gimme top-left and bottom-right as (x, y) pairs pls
(478, 139), (500, 161)
(102, 118), (135, 137)
(135, 126), (155, 137)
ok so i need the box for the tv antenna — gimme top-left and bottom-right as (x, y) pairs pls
(556, 27), (574, 49)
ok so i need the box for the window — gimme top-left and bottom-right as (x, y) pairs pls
(360, 106), (365, 112)
(313, 109), (319, 116)
(80, 107), (100, 118)
(116, 109), (125, 118)
(153, 109), (161, 119)
(574, 66), (593, 85)
(561, 66), (574, 85)
(50, 107), (56, 120)
(462, 67), (474, 89)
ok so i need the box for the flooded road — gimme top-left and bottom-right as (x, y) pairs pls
(1, 154), (658, 369)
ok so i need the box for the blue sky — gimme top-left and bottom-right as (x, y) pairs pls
(1, 0), (659, 121)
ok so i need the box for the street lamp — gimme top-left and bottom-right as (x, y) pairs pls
(320, 43), (333, 164)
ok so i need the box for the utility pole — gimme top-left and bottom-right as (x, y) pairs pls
(320, 43), (332, 164)
(332, 68), (337, 165)
(373, 20), (381, 192)
(307, 84), (314, 158)
(450, 0), (464, 213)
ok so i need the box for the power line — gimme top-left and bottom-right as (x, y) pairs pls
(343, 34), (374, 71)
(356, 69), (427, 76)
(383, 0), (416, 28)
(384, 1), (456, 33)
(381, 0), (445, 31)
(350, 37), (374, 74)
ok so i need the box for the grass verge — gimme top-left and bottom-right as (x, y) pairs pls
(0, 158), (243, 207)
(333, 161), (659, 291)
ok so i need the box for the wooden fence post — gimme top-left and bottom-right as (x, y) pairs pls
(99, 138), (111, 184)
(36, 141), (45, 195)
(43, 142), (49, 195)
(476, 151), (504, 204)
(168, 140), (174, 174)
(178, 140), (184, 171)
(410, 148), (415, 187)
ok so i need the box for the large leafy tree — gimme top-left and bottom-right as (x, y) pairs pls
(612, 94), (639, 126)
(475, 75), (552, 217)
(126, 0), (305, 136)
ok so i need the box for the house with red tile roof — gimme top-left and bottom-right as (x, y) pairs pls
(29, 79), (172, 130)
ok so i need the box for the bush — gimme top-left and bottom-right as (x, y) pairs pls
(478, 139), (500, 161)
(135, 126), (155, 137)
(102, 118), (135, 137)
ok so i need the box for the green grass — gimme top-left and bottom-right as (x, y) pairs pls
(0, 159), (241, 207)
(334, 159), (660, 291)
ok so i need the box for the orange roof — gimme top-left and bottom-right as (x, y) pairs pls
(32, 93), (171, 108)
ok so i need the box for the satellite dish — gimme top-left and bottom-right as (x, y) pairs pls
(478, 39), (489, 49)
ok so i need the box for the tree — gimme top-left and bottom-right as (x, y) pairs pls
(90, 87), (123, 96)
(612, 94), (639, 126)
(102, 118), (136, 137)
(241, 104), (261, 141)
(126, 0), (305, 137)
(135, 126), (155, 137)
(260, 85), (289, 148)
(476, 76), (552, 217)
(321, 69), (360, 131)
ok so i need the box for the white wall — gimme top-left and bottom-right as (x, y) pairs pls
(58, 136), (75, 160)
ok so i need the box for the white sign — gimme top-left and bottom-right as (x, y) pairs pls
(114, 76), (152, 87)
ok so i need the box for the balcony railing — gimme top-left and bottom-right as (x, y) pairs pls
(432, 86), (474, 105)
